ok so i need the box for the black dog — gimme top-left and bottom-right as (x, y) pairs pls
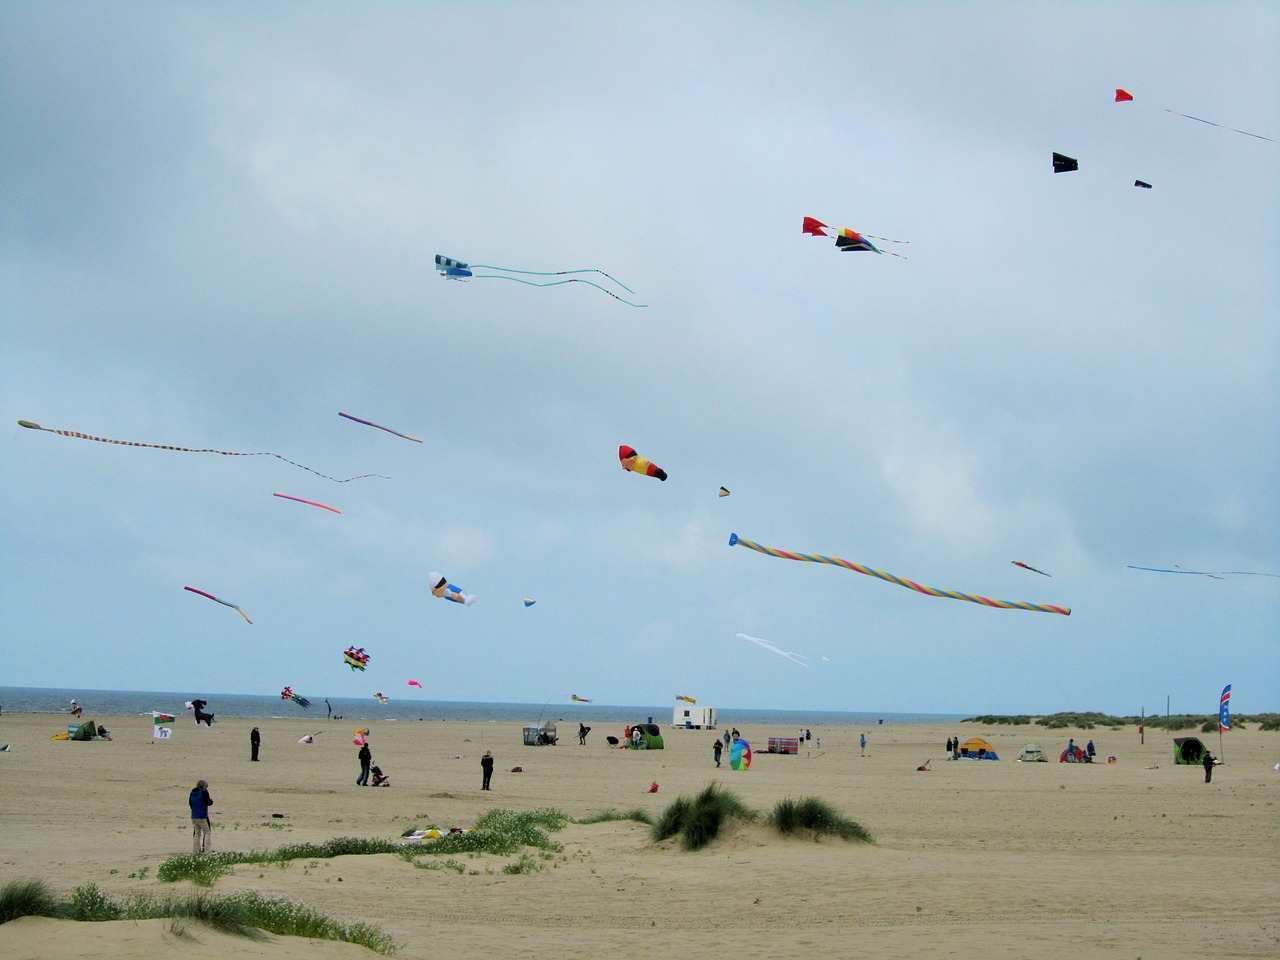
(190, 699), (215, 727)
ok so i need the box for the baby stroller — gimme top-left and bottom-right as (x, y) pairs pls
(371, 765), (390, 787)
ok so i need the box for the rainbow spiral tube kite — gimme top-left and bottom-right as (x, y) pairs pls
(728, 534), (1070, 616)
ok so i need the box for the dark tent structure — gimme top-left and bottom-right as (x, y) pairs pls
(1173, 737), (1207, 765)
(69, 719), (97, 741)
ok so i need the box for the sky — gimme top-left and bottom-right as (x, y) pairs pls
(2, 2), (1276, 716)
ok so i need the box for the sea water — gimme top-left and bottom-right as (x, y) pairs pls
(0, 686), (963, 727)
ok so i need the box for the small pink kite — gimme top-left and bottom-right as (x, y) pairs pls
(408, 679), (423, 689)
(274, 493), (341, 514)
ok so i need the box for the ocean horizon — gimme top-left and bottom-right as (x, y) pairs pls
(0, 685), (966, 728)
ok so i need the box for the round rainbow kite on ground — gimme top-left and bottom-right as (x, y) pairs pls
(729, 738), (752, 771)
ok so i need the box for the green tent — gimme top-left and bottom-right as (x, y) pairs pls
(628, 722), (664, 750)
(70, 720), (97, 741)
(1173, 737), (1207, 764)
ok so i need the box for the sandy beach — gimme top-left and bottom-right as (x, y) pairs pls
(0, 713), (1276, 959)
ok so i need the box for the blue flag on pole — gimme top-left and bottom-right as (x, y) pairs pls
(1218, 685), (1231, 733)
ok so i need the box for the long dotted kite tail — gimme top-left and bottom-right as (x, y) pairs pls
(728, 533), (1071, 615)
(184, 586), (253, 623)
(18, 420), (389, 483)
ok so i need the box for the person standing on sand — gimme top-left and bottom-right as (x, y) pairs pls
(189, 779), (213, 854)
(250, 727), (260, 762)
(713, 738), (722, 767)
(860, 733), (867, 756)
(1203, 750), (1215, 783)
(357, 741), (372, 786)
(481, 750), (494, 790)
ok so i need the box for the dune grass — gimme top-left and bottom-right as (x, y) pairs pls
(652, 783), (871, 851)
(0, 878), (61, 924)
(158, 808), (570, 885)
(576, 808), (653, 826)
(0, 879), (396, 954)
(651, 782), (757, 851)
(768, 796), (873, 843)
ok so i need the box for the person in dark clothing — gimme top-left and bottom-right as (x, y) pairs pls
(946, 737), (953, 754)
(357, 742), (372, 785)
(1203, 751), (1215, 783)
(481, 750), (494, 790)
(578, 723), (590, 745)
(250, 727), (261, 761)
(713, 738), (723, 767)
(189, 779), (213, 854)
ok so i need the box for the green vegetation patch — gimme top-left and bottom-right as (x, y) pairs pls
(0, 879), (396, 955)
(769, 796), (873, 843)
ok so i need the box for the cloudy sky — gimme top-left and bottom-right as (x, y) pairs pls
(3, 2), (1276, 716)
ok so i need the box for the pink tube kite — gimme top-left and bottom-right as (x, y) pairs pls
(273, 493), (341, 514)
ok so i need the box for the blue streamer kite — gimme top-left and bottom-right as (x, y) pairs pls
(435, 254), (646, 307)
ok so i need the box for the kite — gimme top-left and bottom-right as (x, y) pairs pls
(408, 679), (423, 689)
(570, 695), (593, 703)
(1052, 152), (1079, 173)
(1115, 88), (1276, 143)
(343, 646), (371, 671)
(729, 738), (752, 771)
(184, 586), (253, 623)
(298, 732), (321, 744)
(428, 572), (476, 606)
(729, 533), (1072, 615)
(353, 728), (370, 745)
(1134, 180), (1152, 189)
(523, 597), (537, 607)
(802, 216), (907, 258)
(18, 420), (387, 483)
(435, 254), (647, 307)
(619, 445), (667, 481)
(338, 411), (422, 443)
(718, 486), (730, 497)
(373, 692), (389, 704)
(188, 699), (214, 726)
(738, 633), (811, 666)
(1013, 561), (1052, 577)
(676, 695), (697, 704)
(280, 686), (312, 709)
(1126, 565), (1278, 579)
(274, 493), (341, 514)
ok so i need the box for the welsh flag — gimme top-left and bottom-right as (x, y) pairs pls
(153, 711), (174, 740)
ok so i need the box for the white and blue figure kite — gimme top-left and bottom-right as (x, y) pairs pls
(434, 254), (646, 307)
(428, 571), (476, 606)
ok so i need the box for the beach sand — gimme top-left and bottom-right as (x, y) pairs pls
(0, 713), (1276, 958)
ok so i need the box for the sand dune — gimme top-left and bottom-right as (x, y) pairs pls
(0, 713), (1276, 958)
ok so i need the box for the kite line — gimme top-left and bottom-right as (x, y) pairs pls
(18, 420), (388, 483)
(1127, 565), (1278, 579)
(728, 533), (1071, 615)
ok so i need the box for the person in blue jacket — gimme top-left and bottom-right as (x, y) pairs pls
(189, 779), (213, 854)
